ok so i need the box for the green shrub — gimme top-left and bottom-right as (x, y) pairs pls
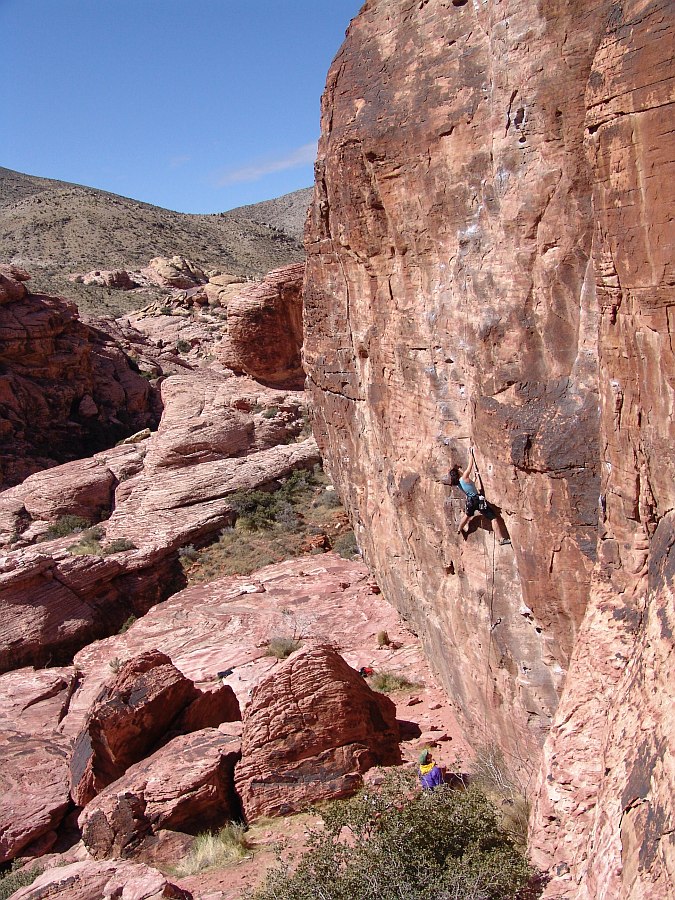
(376, 630), (390, 648)
(262, 406), (279, 419)
(252, 769), (534, 900)
(0, 863), (43, 900)
(369, 671), (417, 693)
(118, 615), (137, 634)
(67, 526), (104, 556)
(332, 530), (358, 559)
(173, 823), (251, 876)
(102, 538), (137, 555)
(176, 339), (192, 353)
(46, 514), (91, 539)
(178, 544), (199, 562)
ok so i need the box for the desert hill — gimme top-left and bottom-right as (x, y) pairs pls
(223, 186), (313, 242)
(0, 166), (308, 314)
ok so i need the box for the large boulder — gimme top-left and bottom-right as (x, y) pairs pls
(0, 666), (77, 863)
(0, 266), (157, 488)
(217, 262), (305, 387)
(235, 643), (401, 820)
(141, 256), (206, 289)
(70, 650), (239, 807)
(80, 727), (241, 859)
(0, 730), (72, 864)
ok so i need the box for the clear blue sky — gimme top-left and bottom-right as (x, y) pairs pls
(0, 0), (361, 213)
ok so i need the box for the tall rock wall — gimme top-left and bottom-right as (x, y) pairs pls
(304, 1), (673, 896)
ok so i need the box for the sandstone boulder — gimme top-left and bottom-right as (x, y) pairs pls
(217, 262), (305, 387)
(0, 267), (157, 488)
(235, 643), (401, 820)
(0, 666), (76, 734)
(141, 256), (206, 289)
(70, 650), (240, 807)
(80, 727), (241, 859)
(70, 269), (138, 290)
(0, 666), (78, 863)
(0, 263), (30, 303)
(8, 859), (192, 900)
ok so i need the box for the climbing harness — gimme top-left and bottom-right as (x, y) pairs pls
(466, 448), (490, 514)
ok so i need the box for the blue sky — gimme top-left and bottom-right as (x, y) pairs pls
(0, 0), (361, 212)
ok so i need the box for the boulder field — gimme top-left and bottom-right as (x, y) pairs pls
(304, 0), (674, 897)
(0, 553), (468, 885)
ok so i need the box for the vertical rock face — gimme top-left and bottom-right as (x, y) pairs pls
(305, 0), (606, 767)
(529, 5), (675, 897)
(305, 1), (673, 896)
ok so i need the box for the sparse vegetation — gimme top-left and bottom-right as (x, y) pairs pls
(67, 529), (136, 557)
(332, 530), (359, 559)
(103, 538), (137, 555)
(109, 657), (122, 673)
(262, 406), (279, 419)
(368, 671), (417, 693)
(45, 514), (92, 539)
(178, 544), (199, 562)
(376, 630), (391, 648)
(471, 743), (532, 849)
(173, 823), (251, 876)
(266, 635), (302, 659)
(118, 615), (137, 634)
(0, 862), (43, 900)
(67, 526), (104, 555)
(252, 769), (534, 900)
(183, 465), (353, 582)
(176, 339), (191, 353)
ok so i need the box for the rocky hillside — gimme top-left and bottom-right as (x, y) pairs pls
(223, 186), (313, 242)
(304, 0), (674, 897)
(0, 167), (305, 314)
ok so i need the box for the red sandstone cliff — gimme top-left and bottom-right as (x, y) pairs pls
(304, 1), (674, 896)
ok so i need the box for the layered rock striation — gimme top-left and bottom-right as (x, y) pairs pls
(0, 370), (317, 672)
(305, 1), (674, 896)
(234, 643), (401, 820)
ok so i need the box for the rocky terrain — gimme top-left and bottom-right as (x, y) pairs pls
(0, 262), (470, 898)
(2, 0), (673, 898)
(304, 0), (674, 897)
(0, 167), (307, 315)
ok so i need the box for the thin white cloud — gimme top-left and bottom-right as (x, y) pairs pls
(216, 141), (317, 187)
(169, 154), (191, 169)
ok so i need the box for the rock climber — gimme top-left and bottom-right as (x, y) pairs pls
(447, 450), (511, 545)
(418, 748), (444, 790)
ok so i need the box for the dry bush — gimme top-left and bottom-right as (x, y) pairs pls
(173, 823), (251, 876)
(369, 671), (417, 693)
(266, 635), (303, 659)
(471, 743), (531, 848)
